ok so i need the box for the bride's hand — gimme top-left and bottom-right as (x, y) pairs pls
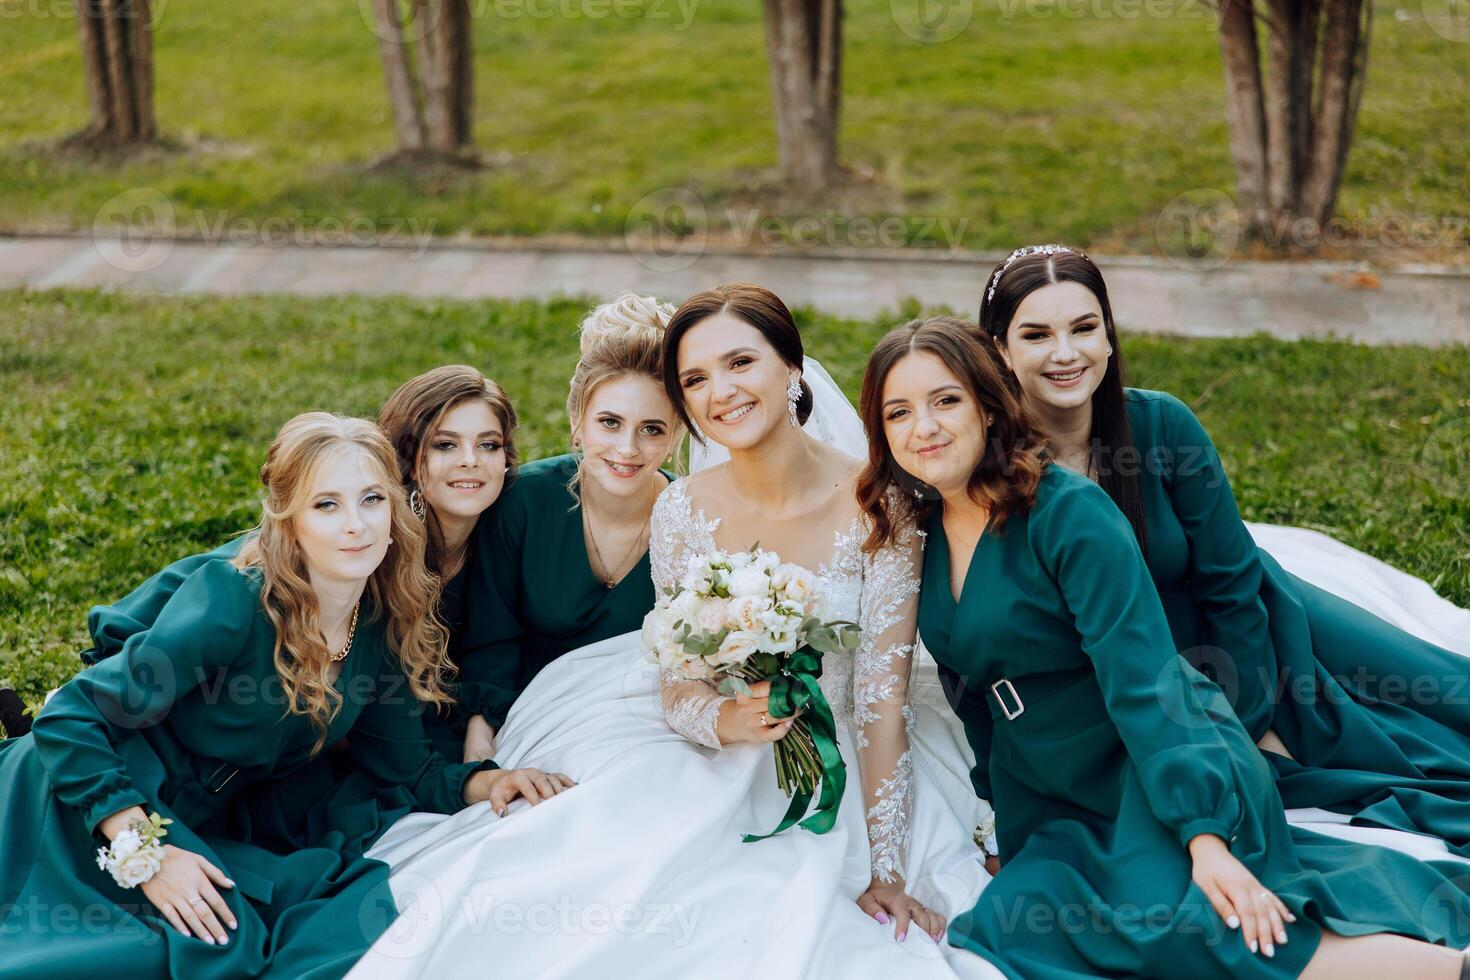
(857, 880), (946, 943)
(465, 766), (576, 815)
(716, 680), (796, 745)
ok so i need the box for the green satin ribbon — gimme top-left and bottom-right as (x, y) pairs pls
(742, 647), (847, 842)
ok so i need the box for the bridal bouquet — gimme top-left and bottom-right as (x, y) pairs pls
(642, 546), (860, 840)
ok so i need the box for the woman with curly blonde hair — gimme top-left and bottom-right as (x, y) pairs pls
(0, 412), (564, 979)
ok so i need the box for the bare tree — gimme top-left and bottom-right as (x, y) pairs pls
(1216, 0), (1372, 242)
(763, 0), (841, 194)
(71, 0), (156, 147)
(372, 0), (474, 160)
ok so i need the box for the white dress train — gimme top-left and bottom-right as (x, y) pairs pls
(349, 479), (998, 979)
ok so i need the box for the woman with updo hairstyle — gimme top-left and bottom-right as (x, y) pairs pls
(456, 292), (681, 759)
(979, 244), (1470, 863)
(0, 413), (562, 978)
(861, 316), (1470, 980)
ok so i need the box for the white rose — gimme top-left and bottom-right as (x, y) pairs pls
(696, 597), (730, 634)
(715, 630), (761, 666)
(109, 828), (143, 859)
(641, 609), (677, 662)
(669, 590), (702, 627)
(727, 565), (770, 599)
(778, 565), (816, 604)
(112, 845), (164, 888)
(727, 595), (766, 633)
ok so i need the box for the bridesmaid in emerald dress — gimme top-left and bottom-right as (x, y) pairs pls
(75, 366), (519, 769)
(857, 316), (1470, 979)
(454, 293), (681, 757)
(977, 244), (1470, 854)
(0, 413), (565, 979)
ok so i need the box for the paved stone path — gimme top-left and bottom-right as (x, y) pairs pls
(2, 233), (1465, 346)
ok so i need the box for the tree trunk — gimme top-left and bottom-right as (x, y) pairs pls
(1216, 0), (1269, 230)
(374, 0), (427, 152)
(1301, 0), (1369, 226)
(1214, 0), (1369, 248)
(72, 0), (156, 145)
(762, 0), (841, 194)
(375, 0), (473, 159)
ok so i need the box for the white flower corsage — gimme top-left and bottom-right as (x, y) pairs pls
(96, 812), (172, 888)
(973, 808), (998, 859)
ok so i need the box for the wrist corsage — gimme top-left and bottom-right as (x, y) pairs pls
(973, 810), (998, 859)
(96, 812), (173, 888)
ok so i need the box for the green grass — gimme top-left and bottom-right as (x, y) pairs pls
(2, 287), (1468, 707)
(0, 0), (1465, 255)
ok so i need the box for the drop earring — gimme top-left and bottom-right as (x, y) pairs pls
(408, 488), (426, 521)
(786, 375), (802, 428)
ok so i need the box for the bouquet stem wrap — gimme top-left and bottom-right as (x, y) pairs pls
(740, 647), (847, 842)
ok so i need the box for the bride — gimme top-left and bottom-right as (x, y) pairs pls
(348, 285), (998, 979)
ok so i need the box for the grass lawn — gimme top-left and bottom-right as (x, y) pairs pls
(1, 286), (1468, 709)
(0, 0), (1466, 258)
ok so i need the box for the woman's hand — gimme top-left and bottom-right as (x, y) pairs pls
(857, 879), (946, 943)
(715, 680), (796, 745)
(1189, 833), (1295, 957)
(140, 844), (239, 945)
(465, 766), (576, 814)
(463, 714), (497, 765)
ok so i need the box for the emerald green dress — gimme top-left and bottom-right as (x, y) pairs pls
(0, 558), (495, 979)
(1127, 387), (1470, 851)
(82, 532), (494, 763)
(922, 464), (1470, 979)
(458, 454), (663, 730)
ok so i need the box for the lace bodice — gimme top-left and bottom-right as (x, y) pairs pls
(651, 478), (920, 885)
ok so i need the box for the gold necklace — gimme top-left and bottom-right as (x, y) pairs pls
(581, 493), (650, 589)
(331, 603), (359, 663)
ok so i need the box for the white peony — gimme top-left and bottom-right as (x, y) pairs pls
(641, 608), (677, 663)
(695, 597), (731, 634)
(715, 630), (761, 666)
(669, 590), (702, 628)
(727, 564), (770, 599)
(776, 564), (816, 604)
(727, 594), (767, 633)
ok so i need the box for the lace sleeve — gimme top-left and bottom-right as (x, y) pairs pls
(652, 481), (732, 750)
(854, 512), (922, 885)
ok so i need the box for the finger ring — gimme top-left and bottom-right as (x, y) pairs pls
(189, 897), (206, 907)
(1257, 892), (1270, 901)
(760, 713), (768, 726)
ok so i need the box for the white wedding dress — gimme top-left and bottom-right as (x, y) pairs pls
(349, 475), (1001, 979)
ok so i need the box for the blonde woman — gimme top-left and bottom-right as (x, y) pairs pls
(0, 413), (563, 978)
(453, 292), (681, 761)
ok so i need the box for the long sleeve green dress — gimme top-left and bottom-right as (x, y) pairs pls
(0, 558), (494, 979)
(1127, 387), (1470, 850)
(455, 454), (664, 731)
(921, 463), (1470, 979)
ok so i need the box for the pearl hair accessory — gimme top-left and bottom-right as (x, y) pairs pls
(986, 244), (1093, 306)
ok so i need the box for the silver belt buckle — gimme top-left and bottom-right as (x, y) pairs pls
(991, 678), (1025, 720)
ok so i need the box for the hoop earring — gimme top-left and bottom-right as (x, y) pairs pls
(786, 375), (802, 428)
(408, 488), (426, 521)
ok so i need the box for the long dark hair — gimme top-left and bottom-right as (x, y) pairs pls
(857, 316), (1050, 554)
(978, 248), (1149, 552)
(661, 283), (814, 443)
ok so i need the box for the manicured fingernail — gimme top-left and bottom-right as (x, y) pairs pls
(204, 937), (215, 946)
(1264, 943), (1274, 958)
(1286, 913), (1297, 922)
(1248, 940), (1257, 953)
(498, 807), (506, 817)
(898, 932), (907, 942)
(1227, 916), (1240, 929)
(932, 931), (943, 941)
(875, 911), (888, 924)
(225, 879), (236, 887)
(1277, 929), (1287, 943)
